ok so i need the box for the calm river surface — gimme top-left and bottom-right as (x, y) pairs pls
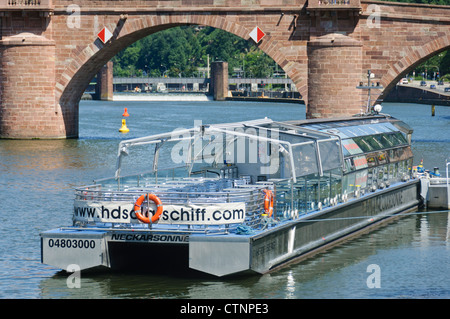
(0, 100), (449, 299)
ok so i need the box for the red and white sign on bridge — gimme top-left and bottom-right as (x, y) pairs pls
(97, 27), (113, 44)
(249, 26), (265, 43)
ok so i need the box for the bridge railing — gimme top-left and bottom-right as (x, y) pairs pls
(307, 0), (361, 10)
(0, 0), (53, 10)
(113, 77), (294, 85)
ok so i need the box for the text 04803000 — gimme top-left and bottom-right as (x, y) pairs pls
(47, 238), (96, 249)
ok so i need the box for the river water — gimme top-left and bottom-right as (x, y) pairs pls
(0, 100), (449, 299)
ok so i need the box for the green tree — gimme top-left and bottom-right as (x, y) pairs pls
(112, 26), (278, 79)
(244, 50), (274, 78)
(113, 44), (143, 76)
(440, 51), (450, 76)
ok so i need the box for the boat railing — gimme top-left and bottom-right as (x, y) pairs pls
(419, 160), (450, 186)
(94, 166), (191, 190)
(447, 160), (450, 208)
(74, 177), (274, 232)
(76, 182), (266, 206)
(428, 177), (449, 185)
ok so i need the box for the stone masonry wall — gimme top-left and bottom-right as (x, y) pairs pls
(0, 1), (449, 138)
(0, 32), (64, 138)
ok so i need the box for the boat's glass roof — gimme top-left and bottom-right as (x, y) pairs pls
(116, 117), (409, 181)
(301, 122), (400, 139)
(207, 120), (344, 178)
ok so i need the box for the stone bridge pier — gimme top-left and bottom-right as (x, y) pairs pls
(1, 0), (449, 139)
(0, 28), (61, 138)
(307, 34), (363, 118)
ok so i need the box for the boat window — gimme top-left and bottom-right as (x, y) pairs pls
(345, 158), (355, 172)
(318, 139), (342, 172)
(391, 120), (414, 136)
(337, 126), (368, 138)
(353, 136), (376, 152)
(377, 151), (388, 165)
(353, 155), (368, 170)
(389, 146), (413, 163)
(393, 132), (408, 145)
(353, 133), (407, 153)
(377, 166), (385, 181)
(344, 155), (368, 172)
(365, 135), (384, 150)
(368, 123), (399, 134)
(342, 139), (364, 156)
(291, 142), (319, 177)
(301, 120), (409, 138)
(388, 163), (395, 181)
(366, 153), (378, 167)
(381, 134), (395, 147)
(274, 167), (342, 215)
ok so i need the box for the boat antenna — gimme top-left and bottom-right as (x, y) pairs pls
(356, 70), (384, 115)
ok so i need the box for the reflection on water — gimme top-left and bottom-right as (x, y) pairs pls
(35, 211), (449, 299)
(0, 101), (449, 299)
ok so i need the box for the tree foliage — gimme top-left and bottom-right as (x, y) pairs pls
(113, 26), (278, 78)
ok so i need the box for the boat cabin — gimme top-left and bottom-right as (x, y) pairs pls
(75, 115), (413, 231)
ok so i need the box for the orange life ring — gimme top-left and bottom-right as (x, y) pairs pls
(133, 193), (163, 223)
(263, 189), (274, 217)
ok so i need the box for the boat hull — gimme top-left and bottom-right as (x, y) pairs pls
(248, 179), (420, 275)
(420, 178), (450, 209)
(41, 180), (420, 277)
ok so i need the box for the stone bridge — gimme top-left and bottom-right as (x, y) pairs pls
(1, 0), (449, 138)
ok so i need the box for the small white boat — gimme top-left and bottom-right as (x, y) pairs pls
(417, 160), (450, 209)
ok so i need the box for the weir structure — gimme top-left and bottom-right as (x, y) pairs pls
(0, 0), (450, 138)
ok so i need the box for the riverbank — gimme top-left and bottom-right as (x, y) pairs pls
(83, 92), (304, 104)
(384, 85), (450, 106)
(226, 96), (304, 104)
(113, 92), (213, 102)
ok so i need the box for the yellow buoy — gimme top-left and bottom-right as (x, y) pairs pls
(119, 119), (129, 133)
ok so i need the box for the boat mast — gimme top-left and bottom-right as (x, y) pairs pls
(356, 70), (384, 115)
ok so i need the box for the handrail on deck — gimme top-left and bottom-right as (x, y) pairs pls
(76, 180), (267, 204)
(446, 159), (449, 189)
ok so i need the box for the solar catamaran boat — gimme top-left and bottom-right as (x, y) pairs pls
(41, 113), (420, 276)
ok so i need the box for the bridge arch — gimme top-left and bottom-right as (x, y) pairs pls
(379, 34), (450, 100)
(56, 14), (304, 136)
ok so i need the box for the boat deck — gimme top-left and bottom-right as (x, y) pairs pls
(69, 177), (420, 238)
